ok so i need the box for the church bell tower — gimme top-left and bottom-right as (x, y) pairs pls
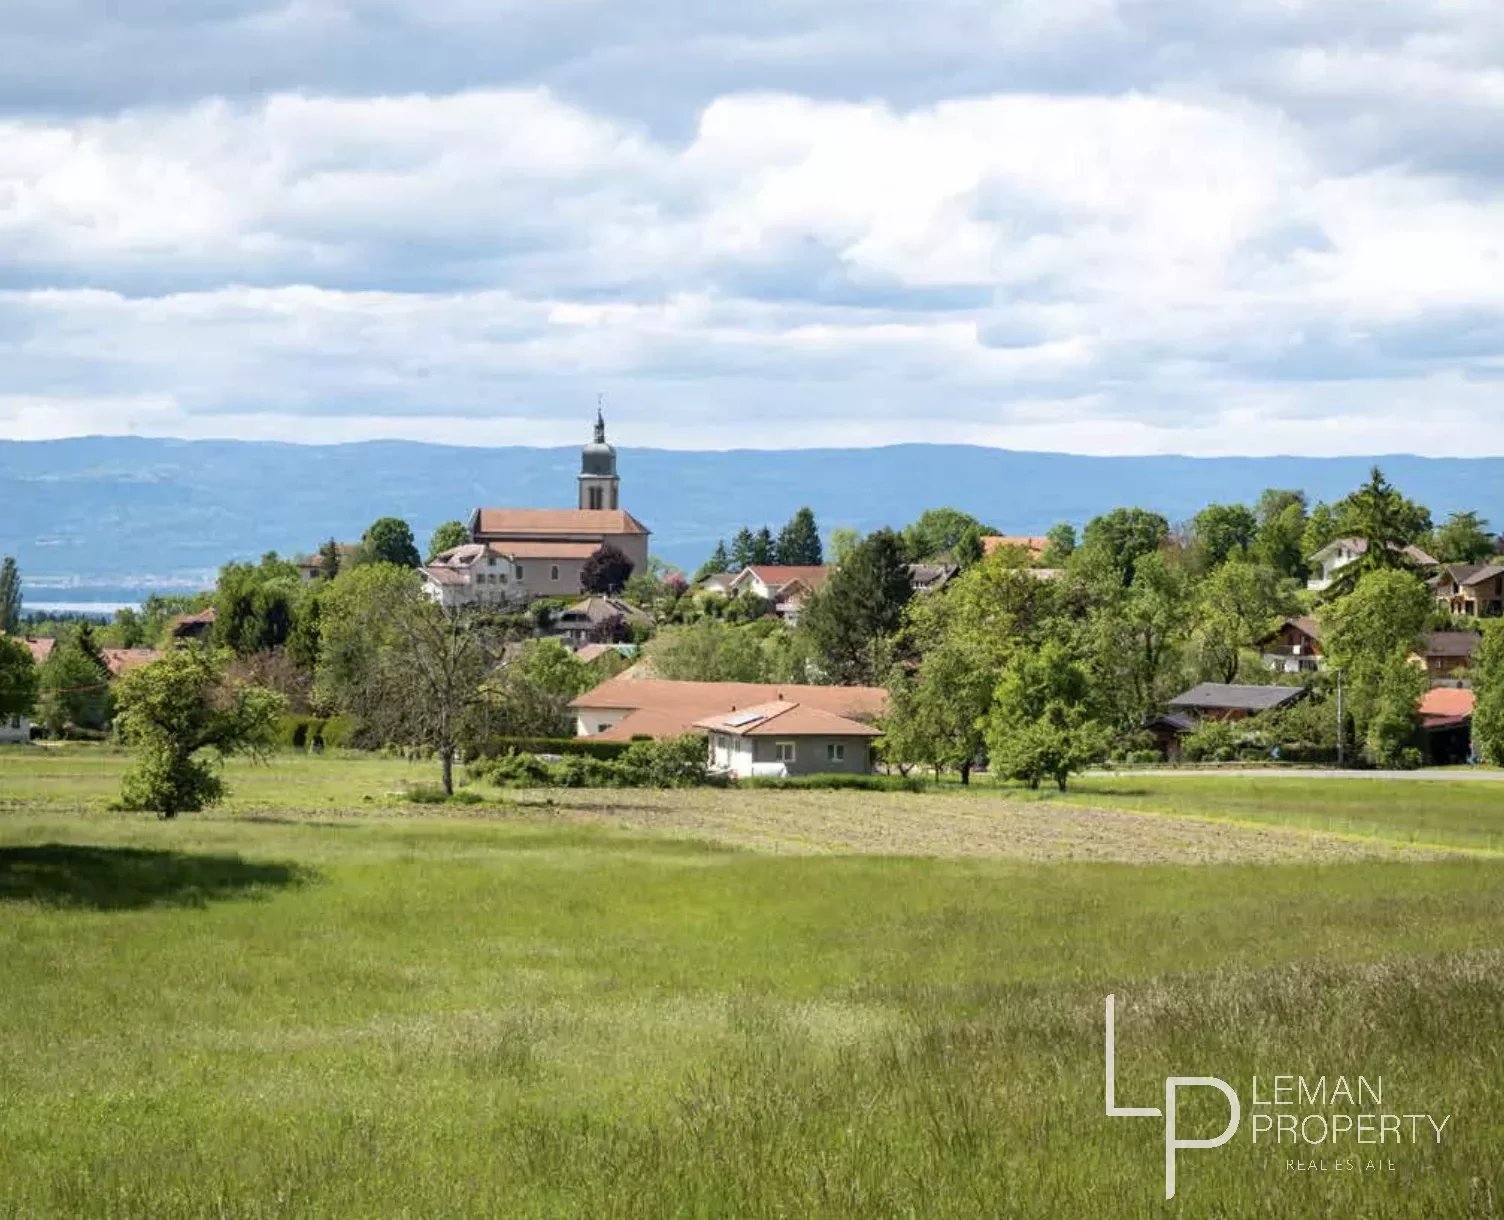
(578, 405), (620, 511)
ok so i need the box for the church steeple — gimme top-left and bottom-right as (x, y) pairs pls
(579, 401), (620, 511)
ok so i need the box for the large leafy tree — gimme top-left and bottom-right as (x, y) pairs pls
(1252, 489), (1309, 580)
(1473, 620), (1504, 765)
(37, 631), (113, 735)
(362, 517), (422, 568)
(0, 556), (21, 634)
(900, 508), (992, 561)
(1431, 510), (1495, 565)
(427, 520), (469, 561)
(984, 640), (1109, 790)
(467, 638), (589, 742)
(213, 554), (303, 656)
(0, 636), (39, 722)
(1319, 569), (1433, 764)
(115, 649), (284, 817)
(775, 507), (823, 566)
(1089, 551), (1191, 727)
(581, 544), (635, 594)
(1038, 523), (1077, 568)
(1079, 507), (1170, 587)
(799, 529), (913, 685)
(1191, 503), (1258, 570)
(881, 639), (992, 783)
(1194, 561), (1295, 683)
(320, 575), (503, 794)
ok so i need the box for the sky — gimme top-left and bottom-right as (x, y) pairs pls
(2, 0), (1503, 456)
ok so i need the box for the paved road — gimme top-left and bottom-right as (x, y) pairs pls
(1098, 768), (1504, 782)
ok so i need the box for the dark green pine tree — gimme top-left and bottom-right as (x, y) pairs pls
(0, 556), (21, 634)
(750, 526), (776, 565)
(730, 528), (756, 571)
(775, 507), (823, 565)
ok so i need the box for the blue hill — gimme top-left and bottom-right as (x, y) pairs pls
(4, 437), (1502, 600)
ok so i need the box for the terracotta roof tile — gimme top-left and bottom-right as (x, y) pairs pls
(695, 701), (882, 737)
(572, 678), (887, 740)
(472, 508), (649, 537)
(1417, 687), (1475, 719)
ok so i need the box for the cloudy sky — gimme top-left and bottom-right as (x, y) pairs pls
(3, 0), (1503, 455)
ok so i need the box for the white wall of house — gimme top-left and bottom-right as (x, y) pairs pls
(0, 715), (32, 745)
(1307, 542), (1361, 591)
(575, 708), (630, 737)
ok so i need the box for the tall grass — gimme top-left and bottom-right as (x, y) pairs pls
(0, 789), (1500, 1215)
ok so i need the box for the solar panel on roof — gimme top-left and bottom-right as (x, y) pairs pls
(724, 712), (765, 727)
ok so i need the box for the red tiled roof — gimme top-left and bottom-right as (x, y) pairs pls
(733, 566), (831, 590)
(472, 508), (649, 537)
(1417, 687), (1475, 721)
(695, 700), (882, 738)
(24, 637), (55, 666)
(101, 648), (162, 677)
(572, 678), (887, 740)
(982, 535), (1048, 559)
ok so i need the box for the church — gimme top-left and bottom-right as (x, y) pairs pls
(420, 412), (651, 607)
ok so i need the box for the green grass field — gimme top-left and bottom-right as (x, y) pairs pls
(2, 746), (1503, 1217)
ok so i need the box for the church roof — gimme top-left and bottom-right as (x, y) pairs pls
(471, 508), (649, 537)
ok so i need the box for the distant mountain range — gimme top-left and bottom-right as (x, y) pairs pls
(4, 437), (1504, 603)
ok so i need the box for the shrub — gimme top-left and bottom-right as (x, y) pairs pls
(615, 735), (708, 788)
(471, 753), (555, 788)
(546, 755), (618, 788)
(467, 736), (631, 762)
(320, 715), (364, 750)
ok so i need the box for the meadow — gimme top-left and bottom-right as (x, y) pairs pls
(1, 745), (1502, 1218)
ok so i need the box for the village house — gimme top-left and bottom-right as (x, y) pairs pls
(1410, 631), (1481, 685)
(1259, 616), (1324, 673)
(553, 596), (652, 648)
(696, 701), (882, 779)
(907, 562), (959, 594)
(1166, 683), (1309, 722)
(423, 413), (650, 606)
(169, 608), (217, 641)
(568, 675), (887, 746)
(1432, 562), (1504, 618)
(726, 565), (830, 622)
(1307, 538), (1438, 591)
(293, 543), (361, 582)
(1417, 686), (1475, 765)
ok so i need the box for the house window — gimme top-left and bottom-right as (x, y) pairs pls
(775, 741), (796, 763)
(826, 743), (846, 762)
(550, 565), (560, 582)
(515, 564), (524, 580)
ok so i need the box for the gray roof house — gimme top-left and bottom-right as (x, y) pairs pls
(1167, 683), (1309, 721)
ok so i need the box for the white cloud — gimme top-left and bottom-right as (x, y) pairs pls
(2, 0), (1504, 454)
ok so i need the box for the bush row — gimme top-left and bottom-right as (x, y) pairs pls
(466, 735), (633, 762)
(469, 735), (716, 789)
(276, 714), (366, 751)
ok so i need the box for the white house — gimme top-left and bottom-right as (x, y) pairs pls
(1307, 538), (1438, 591)
(695, 701), (882, 778)
(0, 715), (31, 745)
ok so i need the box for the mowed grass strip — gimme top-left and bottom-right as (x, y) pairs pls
(1028, 774), (1504, 853)
(0, 774), (1503, 1217)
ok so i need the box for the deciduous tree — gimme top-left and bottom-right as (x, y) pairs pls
(115, 649), (284, 817)
(427, 520), (469, 561)
(362, 517), (422, 568)
(0, 636), (39, 723)
(581, 544), (634, 594)
(1473, 620), (1504, 765)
